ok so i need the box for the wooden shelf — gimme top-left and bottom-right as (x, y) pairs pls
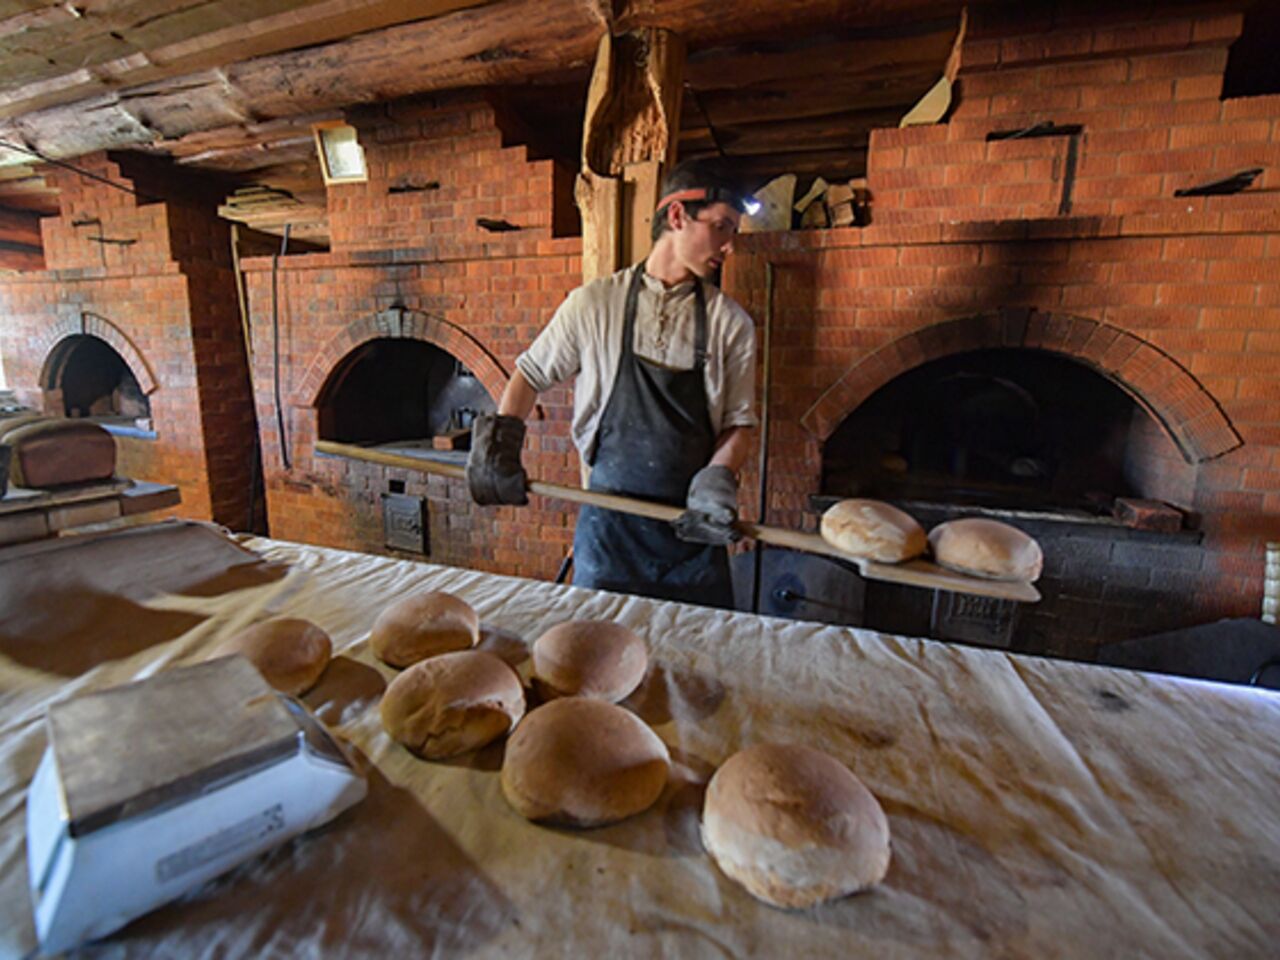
(0, 479), (181, 546)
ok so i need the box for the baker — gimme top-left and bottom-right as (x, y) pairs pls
(466, 159), (758, 608)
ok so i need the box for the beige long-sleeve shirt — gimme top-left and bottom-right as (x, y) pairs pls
(515, 267), (758, 461)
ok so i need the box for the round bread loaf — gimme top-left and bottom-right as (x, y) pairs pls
(701, 743), (891, 909)
(370, 590), (479, 667)
(820, 499), (927, 563)
(501, 698), (669, 827)
(380, 650), (525, 760)
(210, 618), (332, 696)
(928, 517), (1043, 582)
(531, 620), (647, 703)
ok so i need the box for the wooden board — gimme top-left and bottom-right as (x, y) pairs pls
(316, 439), (1041, 603)
(0, 478), (180, 545)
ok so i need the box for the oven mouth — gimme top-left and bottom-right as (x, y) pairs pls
(315, 337), (493, 456)
(819, 348), (1174, 518)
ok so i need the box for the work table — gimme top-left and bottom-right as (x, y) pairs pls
(1, 522), (1276, 958)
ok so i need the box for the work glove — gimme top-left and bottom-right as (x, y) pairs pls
(467, 413), (529, 506)
(673, 464), (742, 545)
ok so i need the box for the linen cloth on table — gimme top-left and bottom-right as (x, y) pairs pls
(1, 524), (1276, 959)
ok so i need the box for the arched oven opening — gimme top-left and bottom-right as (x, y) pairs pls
(822, 349), (1164, 517)
(316, 338), (495, 458)
(817, 348), (1198, 654)
(43, 335), (152, 436)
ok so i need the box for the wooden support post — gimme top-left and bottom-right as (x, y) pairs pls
(577, 27), (685, 283)
(575, 170), (622, 284)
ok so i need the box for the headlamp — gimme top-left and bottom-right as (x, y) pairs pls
(655, 186), (759, 216)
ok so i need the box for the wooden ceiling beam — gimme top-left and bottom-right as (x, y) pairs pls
(0, 204), (42, 247)
(683, 25), (958, 92)
(0, 0), (499, 117)
(0, 0), (961, 165)
(0, 243), (44, 271)
(679, 106), (902, 157)
(0, 0), (608, 163)
(615, 0), (962, 49)
(684, 71), (940, 129)
(158, 112), (340, 158)
(678, 145), (869, 181)
(170, 135), (317, 170)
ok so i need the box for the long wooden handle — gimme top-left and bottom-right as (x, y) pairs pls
(315, 441), (1040, 603)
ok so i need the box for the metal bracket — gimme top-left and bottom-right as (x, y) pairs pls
(986, 122), (1084, 215)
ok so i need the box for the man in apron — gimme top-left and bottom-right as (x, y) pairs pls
(467, 160), (758, 609)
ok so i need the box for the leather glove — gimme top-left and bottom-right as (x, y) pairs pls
(673, 464), (741, 545)
(467, 413), (529, 506)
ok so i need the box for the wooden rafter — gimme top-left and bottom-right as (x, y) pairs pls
(0, 0), (499, 117)
(0, 0), (966, 238)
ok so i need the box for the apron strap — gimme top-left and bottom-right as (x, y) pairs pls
(621, 264), (645, 361)
(692, 278), (708, 369)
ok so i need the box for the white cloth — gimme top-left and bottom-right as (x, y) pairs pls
(515, 266), (758, 460)
(3, 524), (1278, 959)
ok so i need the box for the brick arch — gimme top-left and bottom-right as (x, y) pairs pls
(36, 312), (159, 394)
(801, 309), (1241, 464)
(298, 307), (510, 410)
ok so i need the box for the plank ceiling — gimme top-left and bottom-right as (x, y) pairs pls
(0, 0), (965, 246)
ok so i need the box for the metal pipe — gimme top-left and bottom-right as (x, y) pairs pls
(271, 225), (292, 470)
(230, 224), (252, 360)
(750, 261), (775, 613)
(0, 139), (158, 202)
(1264, 541), (1279, 624)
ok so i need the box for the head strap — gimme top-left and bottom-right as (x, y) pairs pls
(655, 185), (754, 215)
(655, 188), (711, 211)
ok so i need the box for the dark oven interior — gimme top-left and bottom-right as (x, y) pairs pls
(316, 338), (494, 452)
(822, 349), (1163, 517)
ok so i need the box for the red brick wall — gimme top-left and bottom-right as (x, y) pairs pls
(241, 95), (583, 579)
(728, 5), (1280, 643)
(328, 97), (567, 253)
(0, 154), (259, 528)
(870, 9), (1278, 224)
(0, 4), (1269, 655)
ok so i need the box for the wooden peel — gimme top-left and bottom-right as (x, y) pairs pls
(316, 440), (1041, 603)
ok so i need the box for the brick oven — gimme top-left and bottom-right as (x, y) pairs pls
(230, 6), (1278, 659)
(0, 154), (261, 528)
(10, 5), (1260, 660)
(726, 6), (1280, 656)
(239, 94), (584, 577)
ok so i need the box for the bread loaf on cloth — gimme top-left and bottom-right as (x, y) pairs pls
(701, 743), (891, 909)
(531, 620), (647, 703)
(1, 417), (116, 488)
(380, 650), (525, 760)
(820, 499), (927, 563)
(209, 618), (332, 696)
(370, 590), (479, 667)
(928, 517), (1043, 582)
(501, 697), (669, 827)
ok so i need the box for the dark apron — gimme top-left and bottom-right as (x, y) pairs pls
(572, 265), (735, 608)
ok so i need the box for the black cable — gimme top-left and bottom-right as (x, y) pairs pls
(272, 224), (292, 470)
(773, 587), (862, 621)
(0, 139), (158, 202)
(246, 432), (261, 532)
(751, 262), (775, 613)
(684, 84), (729, 158)
(554, 549), (574, 584)
(1249, 656), (1280, 687)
